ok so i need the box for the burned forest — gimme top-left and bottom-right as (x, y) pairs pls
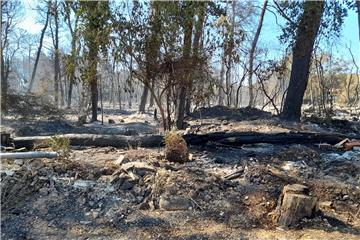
(1, 0), (360, 239)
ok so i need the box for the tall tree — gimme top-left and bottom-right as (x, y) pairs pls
(281, 1), (325, 121)
(79, 1), (110, 122)
(247, 0), (268, 107)
(139, 1), (161, 114)
(28, 1), (50, 92)
(185, 1), (207, 115)
(176, 1), (194, 129)
(49, 0), (60, 106)
(1, 0), (23, 111)
(63, 1), (79, 109)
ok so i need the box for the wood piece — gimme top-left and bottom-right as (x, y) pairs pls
(267, 165), (297, 183)
(12, 131), (358, 149)
(0, 151), (58, 159)
(276, 184), (317, 228)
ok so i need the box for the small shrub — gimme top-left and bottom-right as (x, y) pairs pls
(165, 131), (189, 163)
(46, 136), (70, 160)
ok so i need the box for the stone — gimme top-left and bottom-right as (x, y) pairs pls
(14, 159), (24, 165)
(92, 210), (100, 219)
(38, 187), (49, 196)
(121, 161), (156, 176)
(2, 170), (14, 177)
(159, 195), (192, 211)
(73, 180), (96, 189)
(108, 119), (115, 124)
(120, 179), (135, 190)
(98, 175), (113, 184)
(318, 201), (333, 209)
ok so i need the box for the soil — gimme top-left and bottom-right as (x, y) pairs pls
(1, 105), (360, 239)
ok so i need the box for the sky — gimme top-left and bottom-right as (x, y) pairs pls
(18, 0), (360, 68)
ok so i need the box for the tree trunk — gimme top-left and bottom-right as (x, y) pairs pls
(67, 81), (73, 108)
(28, 3), (50, 92)
(218, 56), (225, 106)
(247, 0), (268, 108)
(281, 1), (325, 121)
(90, 74), (98, 122)
(13, 131), (357, 149)
(185, 2), (206, 115)
(176, 2), (193, 129)
(53, 0), (60, 107)
(139, 85), (149, 113)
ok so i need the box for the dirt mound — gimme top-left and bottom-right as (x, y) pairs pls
(190, 106), (272, 121)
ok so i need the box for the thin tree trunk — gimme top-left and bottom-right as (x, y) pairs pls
(52, 0), (60, 106)
(218, 56), (225, 106)
(247, 0), (268, 107)
(28, 2), (50, 93)
(281, 1), (325, 121)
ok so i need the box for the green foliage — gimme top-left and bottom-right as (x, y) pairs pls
(165, 131), (189, 163)
(46, 136), (70, 159)
(78, 1), (111, 85)
(278, 1), (348, 48)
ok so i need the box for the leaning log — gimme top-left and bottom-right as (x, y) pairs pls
(12, 131), (358, 149)
(0, 151), (58, 159)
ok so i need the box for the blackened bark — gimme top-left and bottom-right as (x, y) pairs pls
(53, 0), (60, 106)
(281, 1), (324, 121)
(28, 3), (50, 92)
(67, 81), (73, 108)
(91, 76), (98, 122)
(176, 2), (194, 129)
(247, 0), (268, 107)
(139, 85), (149, 113)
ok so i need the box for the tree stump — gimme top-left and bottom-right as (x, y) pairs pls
(275, 184), (317, 228)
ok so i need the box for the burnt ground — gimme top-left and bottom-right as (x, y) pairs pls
(1, 105), (360, 239)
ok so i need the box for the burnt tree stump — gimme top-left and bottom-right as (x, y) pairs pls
(275, 184), (317, 228)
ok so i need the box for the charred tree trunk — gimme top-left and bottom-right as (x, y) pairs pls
(281, 1), (324, 121)
(52, 0), (60, 107)
(13, 131), (358, 149)
(247, 0), (268, 108)
(28, 3), (50, 93)
(139, 85), (149, 113)
(176, 2), (194, 130)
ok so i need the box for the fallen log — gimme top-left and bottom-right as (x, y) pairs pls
(12, 131), (358, 149)
(0, 151), (58, 159)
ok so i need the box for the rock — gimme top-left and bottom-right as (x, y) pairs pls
(91, 210), (100, 219)
(98, 175), (113, 183)
(1, 170), (14, 177)
(318, 201), (333, 209)
(342, 195), (349, 200)
(14, 159), (24, 165)
(73, 180), (96, 189)
(114, 155), (130, 165)
(159, 195), (192, 211)
(120, 179), (135, 190)
(121, 161), (156, 176)
(276, 184), (317, 228)
(108, 119), (115, 124)
(38, 187), (49, 196)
